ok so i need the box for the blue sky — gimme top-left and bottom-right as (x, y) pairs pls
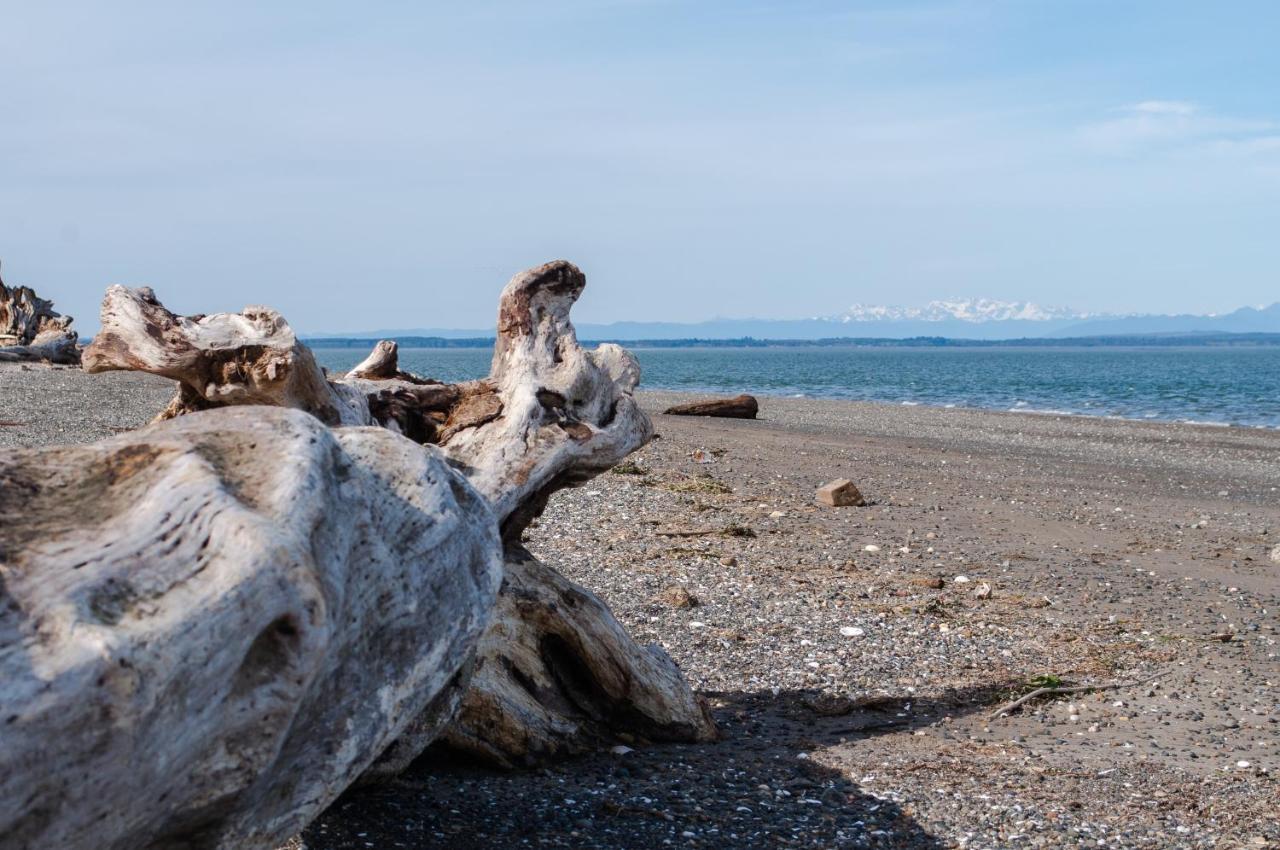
(2, 1), (1278, 332)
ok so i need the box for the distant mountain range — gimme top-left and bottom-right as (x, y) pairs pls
(308, 299), (1280, 342)
(840, 297), (1084, 323)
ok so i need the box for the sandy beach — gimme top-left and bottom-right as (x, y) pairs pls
(2, 364), (1276, 848)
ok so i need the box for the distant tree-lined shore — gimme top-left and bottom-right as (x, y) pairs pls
(303, 332), (1280, 350)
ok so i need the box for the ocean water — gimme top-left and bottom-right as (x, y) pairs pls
(314, 346), (1280, 429)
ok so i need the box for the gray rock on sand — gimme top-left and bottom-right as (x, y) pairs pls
(816, 478), (866, 507)
(1271, 544), (1280, 564)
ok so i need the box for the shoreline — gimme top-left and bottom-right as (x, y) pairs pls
(311, 345), (1280, 431)
(639, 386), (1280, 446)
(638, 386), (1280, 431)
(3, 363), (1280, 446)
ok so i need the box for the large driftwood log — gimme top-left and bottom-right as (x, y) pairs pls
(0, 260), (714, 848)
(0, 261), (81, 365)
(84, 261), (714, 765)
(85, 263), (655, 538)
(0, 407), (503, 849)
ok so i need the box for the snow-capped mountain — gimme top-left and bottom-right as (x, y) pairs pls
(313, 301), (1280, 342)
(839, 298), (1086, 323)
(564, 302), (1278, 340)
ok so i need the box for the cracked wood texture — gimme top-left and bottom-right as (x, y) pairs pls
(0, 407), (503, 850)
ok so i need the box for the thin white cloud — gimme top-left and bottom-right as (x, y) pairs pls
(1078, 101), (1275, 156)
(1131, 100), (1197, 116)
(1205, 135), (1280, 157)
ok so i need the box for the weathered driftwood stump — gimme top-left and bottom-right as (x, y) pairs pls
(0, 261), (81, 365)
(0, 260), (713, 850)
(663, 393), (759, 419)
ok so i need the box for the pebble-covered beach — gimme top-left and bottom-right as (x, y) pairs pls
(3, 365), (1277, 848)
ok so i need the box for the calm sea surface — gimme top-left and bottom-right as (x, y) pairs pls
(313, 346), (1280, 429)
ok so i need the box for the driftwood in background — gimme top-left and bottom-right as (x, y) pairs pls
(663, 394), (759, 419)
(0, 261), (81, 365)
(0, 327), (80, 365)
(0, 261), (713, 850)
(346, 338), (408, 380)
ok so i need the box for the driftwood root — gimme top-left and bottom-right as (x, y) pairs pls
(444, 546), (716, 768)
(987, 674), (1161, 720)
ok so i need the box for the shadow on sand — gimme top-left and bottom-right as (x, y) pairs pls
(299, 681), (1010, 849)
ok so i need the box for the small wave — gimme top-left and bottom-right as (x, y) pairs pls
(1010, 407), (1077, 417)
(900, 400), (920, 406)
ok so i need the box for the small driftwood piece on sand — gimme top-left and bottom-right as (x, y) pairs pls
(0, 261), (81, 365)
(987, 673), (1161, 720)
(1, 260), (714, 850)
(663, 393), (759, 419)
